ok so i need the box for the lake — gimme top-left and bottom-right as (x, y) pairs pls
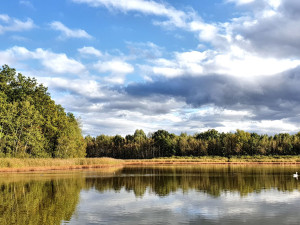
(1, 164), (300, 225)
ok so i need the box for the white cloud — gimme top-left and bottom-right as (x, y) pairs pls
(0, 15), (10, 22)
(189, 21), (219, 42)
(40, 50), (86, 74)
(149, 50), (207, 78)
(145, 45), (300, 79)
(175, 51), (206, 75)
(226, 0), (255, 5)
(78, 46), (102, 57)
(50, 21), (92, 39)
(70, 0), (228, 47)
(78, 98), (186, 136)
(94, 59), (134, 74)
(72, 0), (187, 28)
(19, 0), (35, 9)
(93, 59), (134, 84)
(1, 46), (85, 74)
(40, 77), (105, 99)
(152, 67), (184, 78)
(205, 45), (300, 77)
(0, 14), (35, 34)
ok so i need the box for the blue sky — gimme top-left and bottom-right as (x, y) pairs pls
(1, 0), (300, 136)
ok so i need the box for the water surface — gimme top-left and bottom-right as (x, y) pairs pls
(1, 165), (300, 224)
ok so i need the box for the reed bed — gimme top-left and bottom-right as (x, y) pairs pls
(126, 156), (229, 163)
(1, 156), (300, 172)
(0, 157), (123, 172)
(125, 155), (300, 164)
(229, 155), (300, 163)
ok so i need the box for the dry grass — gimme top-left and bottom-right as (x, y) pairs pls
(125, 156), (300, 164)
(229, 155), (300, 163)
(1, 156), (300, 172)
(0, 157), (124, 172)
(125, 156), (228, 164)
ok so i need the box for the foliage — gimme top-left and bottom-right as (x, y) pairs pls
(86, 129), (300, 159)
(0, 65), (86, 158)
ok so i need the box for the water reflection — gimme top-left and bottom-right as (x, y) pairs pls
(87, 165), (300, 197)
(0, 165), (300, 225)
(0, 175), (84, 225)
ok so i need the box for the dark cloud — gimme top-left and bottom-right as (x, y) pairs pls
(125, 66), (300, 121)
(280, 0), (300, 19)
(234, 0), (300, 58)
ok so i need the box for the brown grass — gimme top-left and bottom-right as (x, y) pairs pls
(2, 156), (300, 172)
(0, 157), (123, 172)
(124, 155), (300, 164)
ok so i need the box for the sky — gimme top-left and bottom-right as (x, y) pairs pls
(1, 0), (300, 136)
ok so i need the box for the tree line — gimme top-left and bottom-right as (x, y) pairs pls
(85, 129), (300, 159)
(0, 65), (86, 158)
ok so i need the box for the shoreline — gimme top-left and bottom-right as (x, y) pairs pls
(2, 157), (300, 172)
(0, 164), (123, 173)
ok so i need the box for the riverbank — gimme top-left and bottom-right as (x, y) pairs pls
(0, 158), (124, 172)
(126, 155), (300, 164)
(1, 156), (300, 172)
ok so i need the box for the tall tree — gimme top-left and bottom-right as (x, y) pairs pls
(0, 65), (86, 158)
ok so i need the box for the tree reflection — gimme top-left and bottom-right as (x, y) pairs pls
(86, 165), (300, 197)
(0, 177), (84, 225)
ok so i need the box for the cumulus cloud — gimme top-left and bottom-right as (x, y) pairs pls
(50, 21), (92, 39)
(94, 59), (134, 84)
(125, 66), (300, 124)
(39, 77), (105, 99)
(145, 47), (300, 79)
(41, 76), (187, 135)
(0, 14), (35, 34)
(225, 0), (300, 58)
(78, 46), (102, 57)
(94, 60), (133, 74)
(0, 46), (85, 74)
(39, 50), (86, 74)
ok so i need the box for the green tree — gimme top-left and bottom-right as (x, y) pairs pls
(0, 65), (86, 158)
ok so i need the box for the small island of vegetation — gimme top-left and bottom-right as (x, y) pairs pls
(1, 65), (300, 171)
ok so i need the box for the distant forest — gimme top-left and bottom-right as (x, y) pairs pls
(85, 129), (300, 159)
(1, 65), (300, 159)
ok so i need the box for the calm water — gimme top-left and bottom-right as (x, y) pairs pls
(1, 165), (300, 225)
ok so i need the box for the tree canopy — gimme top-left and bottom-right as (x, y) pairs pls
(86, 129), (300, 159)
(0, 65), (86, 158)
